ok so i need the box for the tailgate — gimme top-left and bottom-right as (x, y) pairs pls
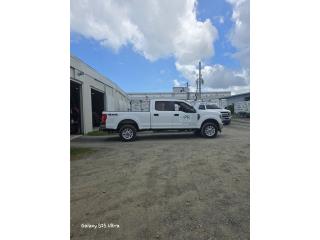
(105, 113), (120, 129)
(100, 112), (120, 130)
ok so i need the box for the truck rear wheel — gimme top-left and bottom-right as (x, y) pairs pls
(201, 122), (218, 138)
(119, 125), (137, 141)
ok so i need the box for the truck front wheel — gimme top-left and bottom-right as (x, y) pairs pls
(201, 122), (218, 138)
(119, 125), (137, 141)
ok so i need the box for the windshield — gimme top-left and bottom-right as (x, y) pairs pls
(206, 104), (220, 109)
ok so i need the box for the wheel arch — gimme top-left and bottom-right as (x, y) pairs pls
(200, 118), (221, 131)
(117, 119), (139, 131)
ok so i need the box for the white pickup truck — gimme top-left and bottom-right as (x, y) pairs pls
(100, 99), (223, 141)
(193, 102), (232, 125)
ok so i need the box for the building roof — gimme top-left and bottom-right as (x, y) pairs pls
(219, 92), (250, 99)
(70, 55), (128, 97)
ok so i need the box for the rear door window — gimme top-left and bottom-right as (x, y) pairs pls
(155, 101), (174, 111)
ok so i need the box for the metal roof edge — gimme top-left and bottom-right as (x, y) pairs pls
(70, 55), (128, 97)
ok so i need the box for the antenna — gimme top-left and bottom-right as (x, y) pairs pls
(196, 61), (204, 100)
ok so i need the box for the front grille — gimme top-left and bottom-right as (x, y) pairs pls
(221, 112), (230, 117)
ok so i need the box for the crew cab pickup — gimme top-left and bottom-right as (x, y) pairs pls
(193, 102), (232, 125)
(100, 99), (223, 141)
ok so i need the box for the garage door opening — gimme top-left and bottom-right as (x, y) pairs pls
(70, 81), (82, 134)
(91, 88), (105, 128)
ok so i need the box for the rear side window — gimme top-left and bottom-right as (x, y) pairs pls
(206, 104), (220, 109)
(155, 101), (174, 111)
(199, 105), (205, 110)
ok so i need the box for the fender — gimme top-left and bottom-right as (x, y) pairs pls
(115, 115), (141, 130)
(198, 113), (223, 131)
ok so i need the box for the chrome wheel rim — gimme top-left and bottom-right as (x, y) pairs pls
(204, 125), (216, 136)
(122, 128), (133, 140)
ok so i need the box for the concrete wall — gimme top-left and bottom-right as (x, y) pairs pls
(71, 55), (130, 134)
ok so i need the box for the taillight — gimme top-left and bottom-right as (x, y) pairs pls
(101, 113), (107, 125)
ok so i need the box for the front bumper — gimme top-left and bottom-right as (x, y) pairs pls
(222, 119), (231, 124)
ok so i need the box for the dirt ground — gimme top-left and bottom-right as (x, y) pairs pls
(71, 121), (250, 240)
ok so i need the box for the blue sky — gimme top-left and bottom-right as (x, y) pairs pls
(197, 0), (239, 68)
(71, 0), (249, 93)
(71, 34), (180, 92)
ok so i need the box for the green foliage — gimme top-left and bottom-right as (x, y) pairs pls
(70, 147), (96, 161)
(86, 130), (109, 136)
(225, 104), (234, 114)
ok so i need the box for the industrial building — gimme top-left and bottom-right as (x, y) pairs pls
(70, 55), (130, 134)
(219, 92), (250, 114)
(128, 87), (231, 111)
(219, 92), (250, 105)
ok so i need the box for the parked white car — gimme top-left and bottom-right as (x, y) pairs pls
(193, 102), (232, 125)
(100, 99), (223, 141)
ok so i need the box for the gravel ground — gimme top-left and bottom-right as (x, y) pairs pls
(71, 122), (250, 240)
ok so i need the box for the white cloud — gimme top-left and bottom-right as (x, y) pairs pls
(71, 0), (249, 94)
(176, 62), (248, 90)
(174, 0), (250, 94)
(71, 0), (217, 64)
(173, 79), (182, 87)
(226, 0), (250, 68)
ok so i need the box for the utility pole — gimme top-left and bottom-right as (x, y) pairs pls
(186, 82), (190, 100)
(196, 61), (204, 100)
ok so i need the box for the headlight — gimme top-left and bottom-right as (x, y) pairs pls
(219, 113), (222, 119)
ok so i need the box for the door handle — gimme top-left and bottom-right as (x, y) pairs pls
(154, 113), (159, 116)
(174, 114), (179, 116)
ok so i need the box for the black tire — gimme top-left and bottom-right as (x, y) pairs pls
(201, 122), (218, 138)
(119, 124), (137, 141)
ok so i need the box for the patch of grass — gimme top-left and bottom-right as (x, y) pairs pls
(70, 147), (96, 161)
(86, 130), (109, 136)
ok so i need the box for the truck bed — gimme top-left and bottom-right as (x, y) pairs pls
(103, 111), (151, 130)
